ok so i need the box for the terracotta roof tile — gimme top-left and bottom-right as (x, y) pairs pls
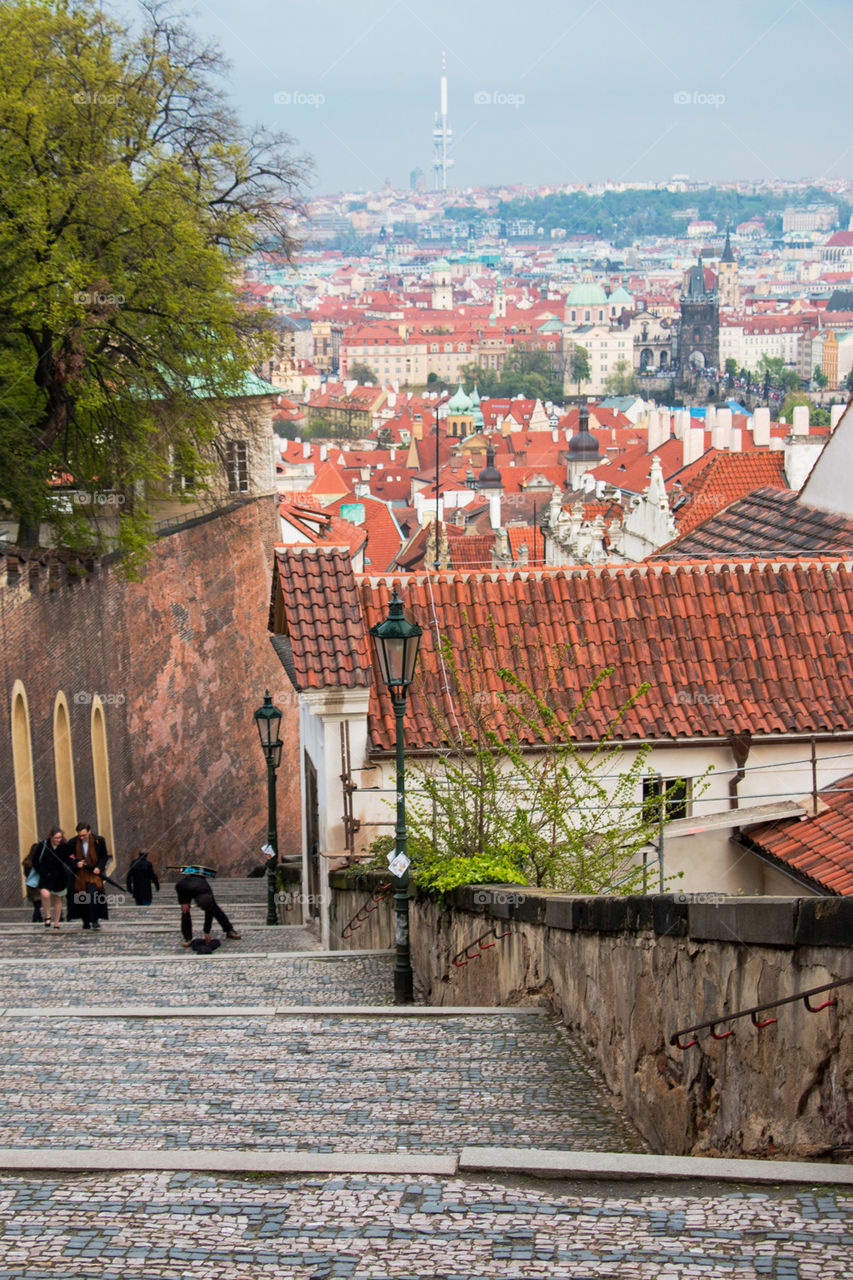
(352, 562), (853, 751)
(743, 771), (853, 895)
(269, 548), (371, 690)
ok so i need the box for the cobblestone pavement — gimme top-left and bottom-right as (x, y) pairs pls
(0, 1171), (849, 1279)
(0, 1012), (644, 1153)
(0, 952), (394, 1006)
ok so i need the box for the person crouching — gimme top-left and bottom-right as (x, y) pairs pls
(174, 866), (241, 948)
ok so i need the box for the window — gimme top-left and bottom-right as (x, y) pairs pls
(642, 776), (691, 823)
(170, 447), (195, 494)
(225, 440), (249, 494)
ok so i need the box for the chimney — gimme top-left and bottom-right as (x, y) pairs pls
(753, 407), (770, 445)
(646, 410), (660, 453)
(792, 405), (809, 436)
(682, 427), (704, 468)
(302, 441), (311, 459)
(730, 428), (742, 451)
(711, 408), (731, 451)
(705, 405), (717, 433)
(552, 429), (559, 442)
(831, 404), (845, 432)
(389, 448), (396, 461)
(673, 409), (690, 440)
(320, 444), (328, 462)
(488, 492), (501, 530)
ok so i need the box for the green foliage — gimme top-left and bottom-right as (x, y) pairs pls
(758, 355), (801, 392)
(0, 0), (307, 562)
(780, 393), (830, 426)
(603, 359), (639, 396)
(349, 362), (379, 385)
(812, 365), (828, 390)
(459, 346), (563, 403)
(570, 344), (591, 392)
(493, 186), (849, 248)
(403, 624), (707, 897)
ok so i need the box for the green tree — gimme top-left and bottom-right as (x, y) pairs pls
(724, 358), (739, 379)
(603, 359), (639, 397)
(0, 0), (307, 562)
(780, 394), (830, 426)
(348, 362), (379, 385)
(812, 365), (828, 391)
(758, 355), (800, 393)
(570, 344), (591, 395)
(402, 626), (703, 895)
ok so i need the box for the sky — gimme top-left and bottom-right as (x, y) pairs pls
(132, 0), (853, 195)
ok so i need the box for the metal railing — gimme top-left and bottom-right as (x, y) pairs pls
(670, 975), (852, 1050)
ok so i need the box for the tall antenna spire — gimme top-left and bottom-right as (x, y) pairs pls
(432, 51), (453, 191)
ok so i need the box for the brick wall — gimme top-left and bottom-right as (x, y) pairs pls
(0, 497), (301, 906)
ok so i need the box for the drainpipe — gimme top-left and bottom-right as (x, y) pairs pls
(728, 731), (752, 828)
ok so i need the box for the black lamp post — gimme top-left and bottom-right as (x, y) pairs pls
(254, 690), (283, 926)
(369, 589), (422, 1004)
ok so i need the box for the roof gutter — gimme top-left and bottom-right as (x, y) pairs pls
(367, 729), (853, 759)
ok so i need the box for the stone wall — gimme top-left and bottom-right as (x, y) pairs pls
(1, 497), (301, 905)
(411, 888), (853, 1160)
(328, 870), (395, 951)
(325, 872), (852, 1160)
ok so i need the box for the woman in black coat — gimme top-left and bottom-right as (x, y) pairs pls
(32, 829), (75, 930)
(126, 851), (160, 905)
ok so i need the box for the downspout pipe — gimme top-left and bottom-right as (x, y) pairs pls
(728, 731), (752, 828)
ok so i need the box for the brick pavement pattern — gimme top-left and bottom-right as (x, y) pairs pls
(0, 1172), (850, 1279)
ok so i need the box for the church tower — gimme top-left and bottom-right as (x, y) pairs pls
(717, 230), (740, 310)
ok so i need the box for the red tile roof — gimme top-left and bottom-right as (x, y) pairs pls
(269, 548), (371, 690)
(651, 488), (853, 560)
(668, 451), (789, 535)
(323, 495), (404, 573)
(269, 556), (853, 752)
(742, 772), (853, 895)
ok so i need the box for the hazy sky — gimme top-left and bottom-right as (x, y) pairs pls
(156, 0), (852, 194)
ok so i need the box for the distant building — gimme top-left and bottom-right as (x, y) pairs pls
(678, 257), (719, 373)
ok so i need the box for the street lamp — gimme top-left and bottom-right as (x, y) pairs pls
(369, 588), (422, 1004)
(254, 690), (283, 926)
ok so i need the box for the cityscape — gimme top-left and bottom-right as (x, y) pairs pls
(1, 1), (851, 1277)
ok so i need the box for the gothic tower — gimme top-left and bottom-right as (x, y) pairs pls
(678, 255), (719, 374)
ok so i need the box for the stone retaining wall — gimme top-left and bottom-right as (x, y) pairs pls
(328, 872), (853, 1160)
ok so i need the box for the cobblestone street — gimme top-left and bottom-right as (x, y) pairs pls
(1, 881), (850, 1277)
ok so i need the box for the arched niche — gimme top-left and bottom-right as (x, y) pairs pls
(91, 697), (116, 871)
(11, 680), (38, 884)
(53, 692), (77, 836)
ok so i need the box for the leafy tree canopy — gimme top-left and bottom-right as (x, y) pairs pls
(0, 0), (307, 564)
(348, 362), (379, 385)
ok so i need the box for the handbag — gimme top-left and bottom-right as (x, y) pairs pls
(26, 867), (40, 889)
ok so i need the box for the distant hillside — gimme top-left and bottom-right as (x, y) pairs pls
(447, 187), (850, 247)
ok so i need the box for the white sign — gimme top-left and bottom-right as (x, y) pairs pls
(261, 844), (276, 859)
(387, 852), (411, 877)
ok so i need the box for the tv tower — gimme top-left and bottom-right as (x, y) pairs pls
(432, 51), (453, 191)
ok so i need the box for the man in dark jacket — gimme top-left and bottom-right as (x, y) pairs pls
(175, 867), (241, 947)
(67, 822), (110, 930)
(126, 851), (160, 905)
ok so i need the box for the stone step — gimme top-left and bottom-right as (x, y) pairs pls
(0, 1008), (646, 1156)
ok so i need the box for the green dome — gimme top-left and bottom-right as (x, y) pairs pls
(447, 382), (473, 413)
(566, 278), (608, 306)
(609, 285), (634, 305)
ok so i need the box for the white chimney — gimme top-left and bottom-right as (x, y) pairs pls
(792, 404), (809, 436)
(682, 427), (704, 468)
(705, 405), (717, 432)
(831, 404), (846, 432)
(753, 407), (771, 445)
(552, 429), (559, 442)
(390, 448), (396, 461)
(730, 428), (742, 451)
(488, 492), (501, 530)
(320, 444), (328, 462)
(302, 441), (311, 458)
(711, 408), (732, 451)
(672, 409), (689, 440)
(646, 410), (660, 454)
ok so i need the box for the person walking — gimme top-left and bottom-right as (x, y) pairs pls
(125, 851), (160, 905)
(174, 866), (240, 948)
(31, 828), (75, 930)
(67, 822), (110, 931)
(23, 843), (45, 923)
